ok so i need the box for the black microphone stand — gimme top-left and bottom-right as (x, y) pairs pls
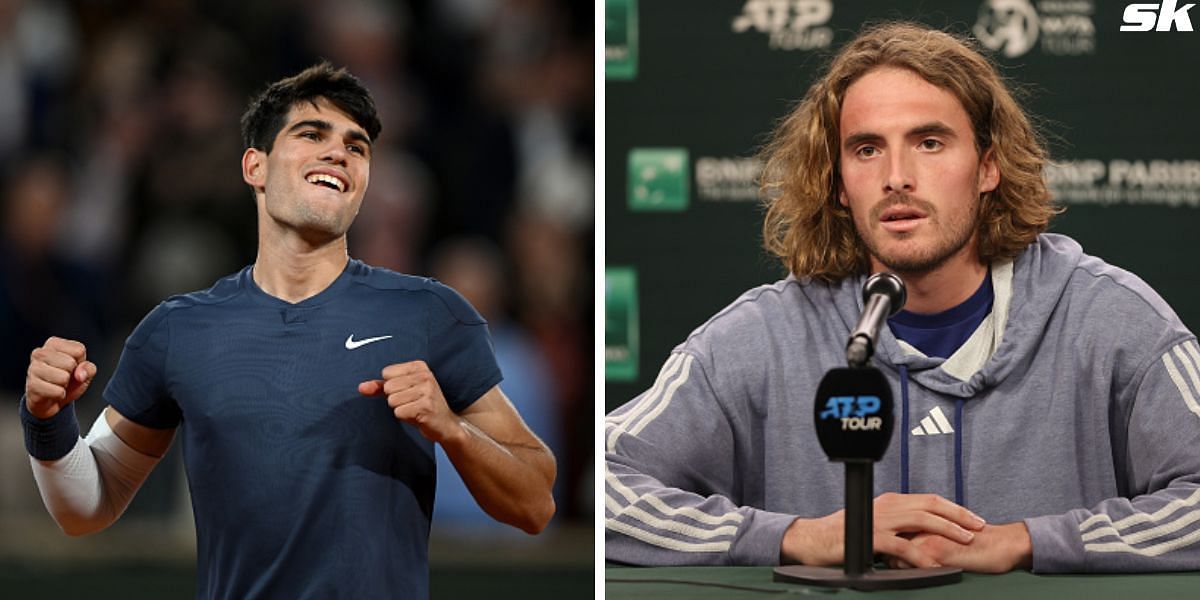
(773, 275), (962, 591)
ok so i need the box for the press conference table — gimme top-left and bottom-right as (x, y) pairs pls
(605, 565), (1200, 598)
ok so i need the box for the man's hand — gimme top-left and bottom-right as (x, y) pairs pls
(358, 360), (462, 443)
(888, 522), (1032, 573)
(361, 368), (555, 533)
(25, 337), (98, 420)
(781, 492), (986, 568)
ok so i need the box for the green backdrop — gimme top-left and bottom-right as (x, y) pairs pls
(605, 0), (1200, 410)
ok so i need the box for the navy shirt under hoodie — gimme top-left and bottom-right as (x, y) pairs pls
(103, 259), (502, 599)
(888, 270), (994, 360)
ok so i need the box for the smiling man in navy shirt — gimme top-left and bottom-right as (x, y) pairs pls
(20, 62), (556, 599)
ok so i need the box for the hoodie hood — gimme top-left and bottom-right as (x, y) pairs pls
(825, 234), (1085, 399)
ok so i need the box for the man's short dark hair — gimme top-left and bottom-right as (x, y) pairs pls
(240, 61), (382, 153)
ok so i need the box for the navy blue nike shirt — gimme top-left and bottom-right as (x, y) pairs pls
(103, 259), (502, 599)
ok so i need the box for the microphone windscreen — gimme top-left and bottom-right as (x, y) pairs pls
(862, 272), (906, 316)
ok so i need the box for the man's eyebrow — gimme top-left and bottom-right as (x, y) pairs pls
(287, 119), (372, 148)
(842, 122), (958, 150)
(843, 131), (882, 151)
(909, 121), (957, 139)
(345, 129), (372, 149)
(287, 119), (332, 134)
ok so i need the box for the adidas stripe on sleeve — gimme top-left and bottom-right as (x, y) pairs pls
(1026, 338), (1200, 572)
(604, 352), (797, 565)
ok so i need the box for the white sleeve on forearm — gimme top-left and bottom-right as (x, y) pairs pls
(29, 410), (162, 536)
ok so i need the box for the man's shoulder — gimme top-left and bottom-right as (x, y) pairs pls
(681, 276), (841, 350)
(1032, 234), (1186, 333)
(159, 265), (250, 307)
(347, 260), (485, 325)
(1069, 246), (1178, 324)
(346, 259), (438, 292)
(146, 267), (251, 317)
(119, 267), (252, 348)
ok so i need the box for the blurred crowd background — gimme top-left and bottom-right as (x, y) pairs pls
(0, 0), (593, 595)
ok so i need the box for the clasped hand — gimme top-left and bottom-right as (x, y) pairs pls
(780, 492), (1031, 573)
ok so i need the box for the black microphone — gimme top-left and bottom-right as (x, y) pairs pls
(845, 273), (906, 367)
(781, 364), (959, 588)
(775, 270), (961, 590)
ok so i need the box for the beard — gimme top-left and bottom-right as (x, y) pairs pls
(290, 201), (353, 237)
(855, 192), (981, 275)
(262, 180), (360, 244)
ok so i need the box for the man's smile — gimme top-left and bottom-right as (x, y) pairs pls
(303, 167), (348, 193)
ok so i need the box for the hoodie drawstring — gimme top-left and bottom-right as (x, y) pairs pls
(954, 398), (965, 506)
(898, 364), (910, 494)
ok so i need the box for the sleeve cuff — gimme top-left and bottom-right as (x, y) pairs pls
(19, 396), (81, 461)
(1025, 513), (1087, 573)
(729, 508), (799, 565)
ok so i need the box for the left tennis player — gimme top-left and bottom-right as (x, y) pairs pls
(21, 61), (555, 599)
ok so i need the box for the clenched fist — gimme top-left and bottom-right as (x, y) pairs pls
(358, 360), (462, 444)
(25, 337), (98, 419)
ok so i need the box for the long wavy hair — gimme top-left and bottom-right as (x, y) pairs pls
(760, 22), (1059, 281)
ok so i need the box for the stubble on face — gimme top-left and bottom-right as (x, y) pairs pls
(853, 187), (982, 275)
(279, 190), (356, 239)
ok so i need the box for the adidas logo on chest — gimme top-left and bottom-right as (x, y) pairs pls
(911, 406), (954, 436)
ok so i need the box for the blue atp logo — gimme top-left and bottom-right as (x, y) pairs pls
(819, 396), (884, 431)
(819, 396), (881, 419)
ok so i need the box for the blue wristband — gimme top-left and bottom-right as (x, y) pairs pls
(19, 396), (81, 461)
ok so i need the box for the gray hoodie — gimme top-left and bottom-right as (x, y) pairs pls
(605, 234), (1200, 572)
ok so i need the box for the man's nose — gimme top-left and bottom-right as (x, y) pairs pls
(884, 151), (915, 194)
(319, 142), (348, 165)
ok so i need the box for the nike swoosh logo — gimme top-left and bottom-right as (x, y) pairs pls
(345, 334), (393, 350)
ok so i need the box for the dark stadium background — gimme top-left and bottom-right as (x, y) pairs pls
(0, 0), (593, 597)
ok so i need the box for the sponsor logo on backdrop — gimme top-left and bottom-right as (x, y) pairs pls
(605, 267), (639, 381)
(975, 0), (1040, 57)
(628, 152), (763, 209)
(696, 156), (763, 202)
(606, 0), (638, 79)
(1121, 0), (1195, 31)
(731, 0), (833, 50)
(975, 0), (1096, 57)
(628, 148), (690, 211)
(1047, 159), (1200, 207)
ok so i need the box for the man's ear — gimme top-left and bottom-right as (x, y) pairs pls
(242, 148), (266, 190)
(978, 148), (1000, 194)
